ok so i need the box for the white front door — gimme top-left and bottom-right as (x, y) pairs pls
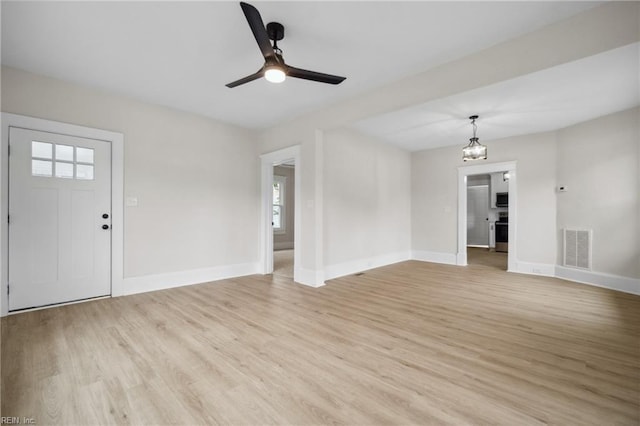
(8, 127), (112, 311)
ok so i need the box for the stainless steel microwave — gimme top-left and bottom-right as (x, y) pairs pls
(496, 192), (508, 207)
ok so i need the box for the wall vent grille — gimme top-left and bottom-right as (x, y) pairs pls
(563, 229), (592, 270)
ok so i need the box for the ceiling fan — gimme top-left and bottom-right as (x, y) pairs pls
(226, 2), (346, 88)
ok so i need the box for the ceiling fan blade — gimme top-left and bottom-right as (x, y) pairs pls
(287, 66), (346, 85)
(240, 2), (276, 61)
(226, 70), (264, 88)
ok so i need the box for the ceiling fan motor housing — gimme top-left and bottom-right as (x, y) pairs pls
(267, 22), (284, 41)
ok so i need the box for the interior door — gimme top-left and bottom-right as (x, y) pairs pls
(467, 185), (489, 246)
(9, 127), (112, 310)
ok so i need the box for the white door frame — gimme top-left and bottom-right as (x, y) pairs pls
(1, 113), (124, 316)
(260, 145), (301, 282)
(457, 161), (517, 271)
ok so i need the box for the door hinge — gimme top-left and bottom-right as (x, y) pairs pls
(7, 145), (10, 156)
(7, 215), (10, 224)
(7, 284), (9, 295)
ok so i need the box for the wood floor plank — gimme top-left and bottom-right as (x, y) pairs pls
(2, 259), (639, 425)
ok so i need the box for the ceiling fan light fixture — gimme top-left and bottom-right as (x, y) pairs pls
(264, 66), (286, 83)
(463, 115), (487, 161)
(226, 2), (346, 88)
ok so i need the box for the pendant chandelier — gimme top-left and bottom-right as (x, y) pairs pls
(462, 115), (487, 161)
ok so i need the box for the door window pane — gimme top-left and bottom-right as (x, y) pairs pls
(32, 160), (53, 177)
(55, 162), (74, 178)
(76, 147), (94, 164)
(76, 164), (94, 180)
(55, 144), (74, 161)
(32, 141), (53, 159)
(30, 142), (98, 180)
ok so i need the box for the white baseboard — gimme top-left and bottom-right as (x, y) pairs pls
(274, 241), (294, 250)
(406, 250), (639, 296)
(412, 250), (458, 265)
(513, 261), (555, 277)
(296, 268), (325, 288)
(324, 251), (411, 281)
(555, 266), (640, 295)
(122, 262), (261, 296)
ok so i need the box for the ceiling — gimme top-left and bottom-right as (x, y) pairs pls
(353, 42), (640, 151)
(1, 1), (605, 131)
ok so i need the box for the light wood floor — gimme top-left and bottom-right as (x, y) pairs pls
(467, 247), (507, 270)
(273, 249), (294, 279)
(2, 261), (639, 425)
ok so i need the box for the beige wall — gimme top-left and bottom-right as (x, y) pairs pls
(556, 107), (639, 278)
(2, 66), (261, 279)
(411, 145), (460, 255)
(273, 165), (295, 250)
(412, 131), (558, 265)
(323, 128), (411, 271)
(411, 107), (639, 280)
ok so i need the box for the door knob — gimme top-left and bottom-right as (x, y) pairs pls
(102, 213), (109, 219)
(102, 224), (110, 230)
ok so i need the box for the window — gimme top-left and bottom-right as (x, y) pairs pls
(273, 175), (286, 233)
(31, 141), (94, 180)
(31, 141), (53, 177)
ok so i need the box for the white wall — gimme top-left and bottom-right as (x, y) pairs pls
(2, 66), (261, 290)
(411, 145), (460, 255)
(323, 128), (411, 278)
(556, 107), (639, 279)
(412, 131), (558, 266)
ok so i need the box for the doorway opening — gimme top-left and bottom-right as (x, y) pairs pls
(272, 162), (295, 278)
(457, 161), (516, 272)
(260, 146), (301, 282)
(466, 173), (507, 271)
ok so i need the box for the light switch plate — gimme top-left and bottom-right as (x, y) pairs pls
(125, 196), (138, 207)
